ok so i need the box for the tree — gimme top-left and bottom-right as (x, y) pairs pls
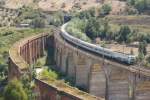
(21, 74), (36, 100)
(31, 17), (45, 28)
(77, 8), (95, 19)
(138, 52), (145, 61)
(130, 49), (134, 55)
(146, 56), (150, 63)
(128, 0), (136, 5)
(100, 4), (112, 16)
(85, 18), (102, 39)
(0, 63), (7, 78)
(138, 40), (147, 56)
(127, 0), (150, 13)
(49, 11), (64, 26)
(4, 78), (28, 100)
(101, 19), (111, 39)
(135, 0), (147, 13)
(116, 25), (131, 43)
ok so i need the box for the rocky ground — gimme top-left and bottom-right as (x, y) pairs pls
(4, 0), (127, 14)
(0, 8), (18, 26)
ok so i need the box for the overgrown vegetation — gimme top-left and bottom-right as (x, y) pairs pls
(1, 1), (150, 99)
(66, 17), (132, 44)
(0, 27), (51, 99)
(39, 68), (58, 80)
(66, 19), (91, 42)
(4, 78), (28, 100)
(100, 4), (112, 16)
(67, 8), (150, 44)
(66, 6), (150, 67)
(127, 0), (150, 13)
(15, 7), (65, 28)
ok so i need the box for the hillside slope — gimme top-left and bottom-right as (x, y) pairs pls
(5, 0), (34, 9)
(38, 0), (102, 11)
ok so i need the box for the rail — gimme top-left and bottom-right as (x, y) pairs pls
(58, 23), (150, 77)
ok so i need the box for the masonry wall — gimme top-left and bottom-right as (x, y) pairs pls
(54, 28), (150, 100)
(8, 33), (100, 100)
(9, 28), (150, 100)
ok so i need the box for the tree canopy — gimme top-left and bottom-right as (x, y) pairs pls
(100, 4), (112, 16)
(138, 40), (147, 56)
(4, 78), (28, 100)
(116, 25), (131, 43)
(128, 0), (150, 13)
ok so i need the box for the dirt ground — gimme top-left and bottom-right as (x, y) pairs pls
(5, 0), (33, 9)
(39, 0), (127, 13)
(103, 43), (150, 56)
(38, 0), (101, 11)
(4, 0), (127, 14)
(106, 0), (127, 15)
(106, 15), (150, 56)
(106, 43), (139, 56)
(108, 15), (150, 26)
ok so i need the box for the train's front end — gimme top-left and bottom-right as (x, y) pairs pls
(128, 55), (136, 64)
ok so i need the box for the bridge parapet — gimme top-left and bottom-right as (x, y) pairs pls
(8, 26), (150, 100)
(9, 32), (103, 100)
(54, 28), (150, 100)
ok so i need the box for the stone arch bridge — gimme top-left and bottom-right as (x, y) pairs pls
(54, 29), (150, 100)
(8, 28), (150, 100)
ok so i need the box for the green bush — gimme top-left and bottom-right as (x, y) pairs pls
(31, 17), (46, 28)
(4, 79), (28, 100)
(40, 68), (58, 79)
(116, 25), (132, 43)
(128, 0), (150, 13)
(100, 4), (112, 16)
(66, 19), (91, 42)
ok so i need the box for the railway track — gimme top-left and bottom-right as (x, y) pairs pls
(54, 24), (150, 77)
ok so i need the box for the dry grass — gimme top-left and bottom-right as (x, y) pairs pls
(104, 15), (150, 55)
(108, 15), (150, 26)
(4, 0), (102, 10)
(4, 0), (128, 14)
(108, 15), (150, 33)
(5, 0), (34, 9)
(105, 0), (127, 15)
(38, 0), (101, 11)
(106, 43), (139, 56)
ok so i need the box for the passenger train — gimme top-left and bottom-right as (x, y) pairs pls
(60, 23), (136, 65)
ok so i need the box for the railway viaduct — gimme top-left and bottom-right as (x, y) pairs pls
(8, 28), (150, 100)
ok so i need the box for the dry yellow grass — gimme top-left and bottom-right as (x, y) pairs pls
(38, 0), (101, 11)
(4, 0), (127, 14)
(5, 0), (34, 9)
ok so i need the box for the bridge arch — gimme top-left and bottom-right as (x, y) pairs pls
(60, 49), (67, 74)
(53, 25), (150, 100)
(88, 60), (106, 98)
(74, 54), (92, 91)
(66, 51), (75, 79)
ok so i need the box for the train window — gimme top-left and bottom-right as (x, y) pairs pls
(98, 49), (101, 52)
(95, 48), (98, 50)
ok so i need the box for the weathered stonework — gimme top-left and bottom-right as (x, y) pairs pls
(54, 29), (150, 100)
(9, 32), (101, 100)
(8, 27), (150, 100)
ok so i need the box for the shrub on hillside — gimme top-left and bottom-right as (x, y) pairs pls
(4, 79), (28, 100)
(100, 4), (112, 16)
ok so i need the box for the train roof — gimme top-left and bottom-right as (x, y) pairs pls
(61, 23), (137, 58)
